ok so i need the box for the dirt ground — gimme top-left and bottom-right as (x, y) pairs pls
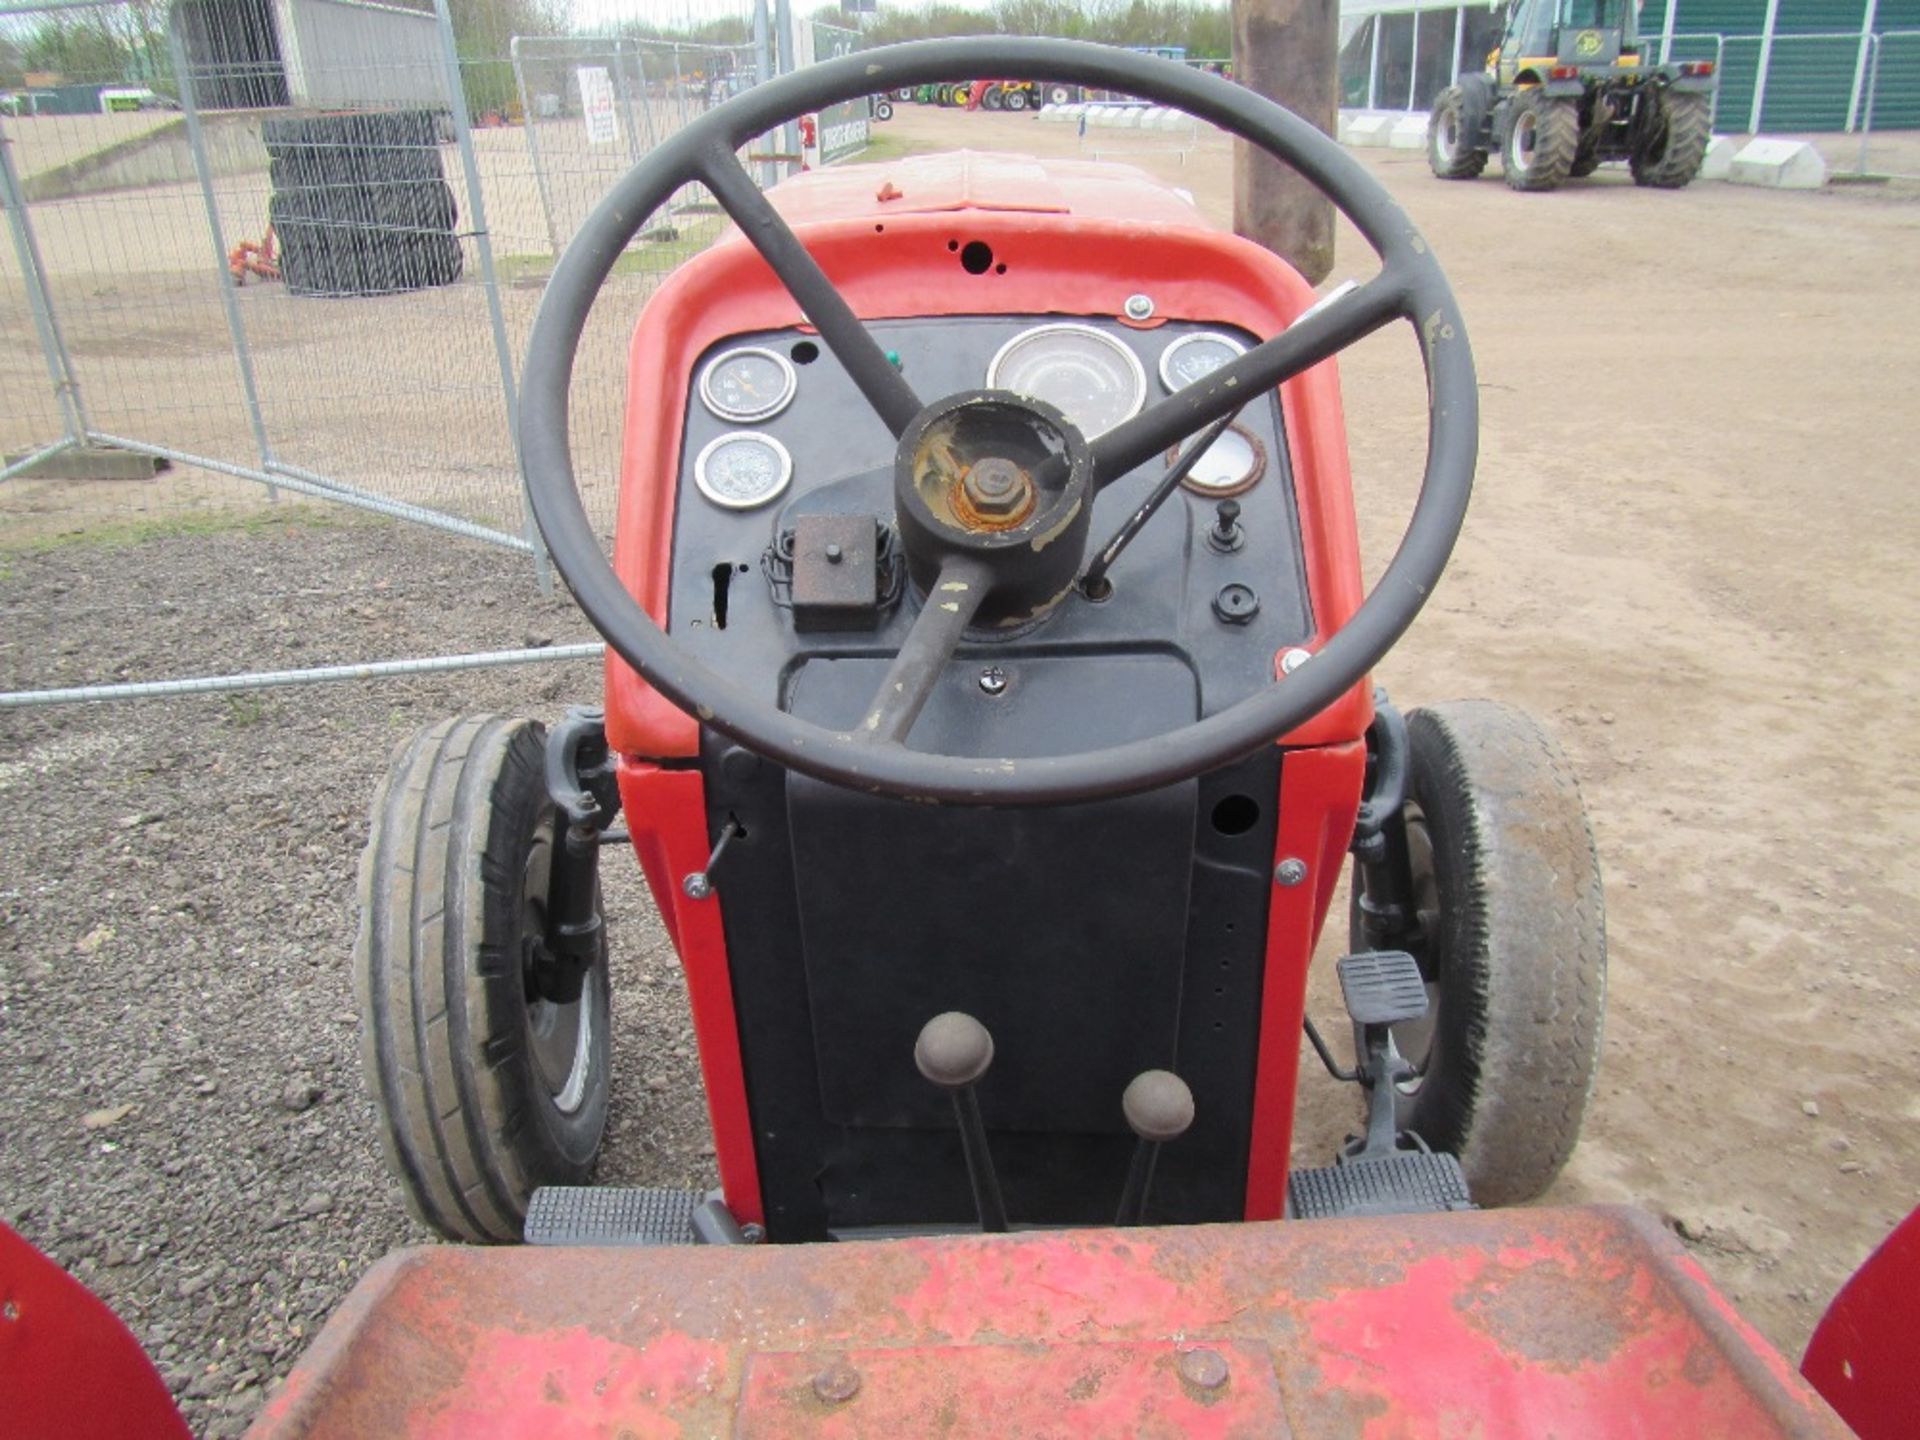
(3, 100), (1918, 1434)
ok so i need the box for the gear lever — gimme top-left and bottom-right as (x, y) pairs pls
(914, 1012), (1009, 1233)
(1115, 1070), (1194, 1226)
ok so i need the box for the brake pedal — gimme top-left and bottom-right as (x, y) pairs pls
(1288, 1151), (1475, 1220)
(523, 1185), (704, 1246)
(1337, 949), (1428, 1026)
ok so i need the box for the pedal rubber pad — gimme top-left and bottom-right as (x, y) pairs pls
(1288, 1151), (1475, 1220)
(1337, 949), (1429, 1026)
(523, 1185), (703, 1246)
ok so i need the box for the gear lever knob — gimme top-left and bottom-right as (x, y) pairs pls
(1122, 1070), (1195, 1143)
(915, 1011), (995, 1090)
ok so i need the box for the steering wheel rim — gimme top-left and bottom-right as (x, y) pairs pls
(519, 37), (1477, 806)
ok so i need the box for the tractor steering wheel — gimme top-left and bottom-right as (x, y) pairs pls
(519, 38), (1477, 806)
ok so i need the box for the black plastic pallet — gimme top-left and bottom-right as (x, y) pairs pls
(1288, 1151), (1475, 1220)
(523, 1185), (704, 1246)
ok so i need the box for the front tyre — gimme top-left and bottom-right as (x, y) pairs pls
(1351, 701), (1606, 1205)
(1502, 90), (1579, 191)
(1632, 91), (1711, 188)
(1427, 86), (1488, 179)
(1004, 86), (1029, 111)
(356, 714), (612, 1243)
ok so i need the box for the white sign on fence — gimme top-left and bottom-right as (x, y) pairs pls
(577, 65), (617, 146)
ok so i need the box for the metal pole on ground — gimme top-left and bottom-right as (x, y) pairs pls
(1856, 35), (1882, 175)
(610, 38), (643, 171)
(435, 0), (553, 589)
(168, 17), (276, 498)
(0, 113), (88, 445)
(1367, 14), (1381, 110)
(1232, 0), (1336, 286)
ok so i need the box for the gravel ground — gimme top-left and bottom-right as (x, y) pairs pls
(0, 514), (712, 1438)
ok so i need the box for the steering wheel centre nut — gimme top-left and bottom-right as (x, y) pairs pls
(956, 456), (1036, 529)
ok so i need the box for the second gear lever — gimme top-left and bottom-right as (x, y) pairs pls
(915, 1011), (1010, 1233)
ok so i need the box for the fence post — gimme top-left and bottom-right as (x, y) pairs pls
(0, 114), (89, 446)
(1452, 6), (1464, 84)
(1367, 16), (1381, 109)
(1660, 0), (1678, 63)
(610, 38), (644, 172)
(1857, 35), (1882, 175)
(1849, 1), (1880, 132)
(1750, 0), (1782, 133)
(434, 0), (552, 588)
(511, 36), (563, 259)
(167, 17), (276, 497)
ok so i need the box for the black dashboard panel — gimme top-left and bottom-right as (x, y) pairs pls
(666, 315), (1313, 1238)
(667, 314), (1314, 744)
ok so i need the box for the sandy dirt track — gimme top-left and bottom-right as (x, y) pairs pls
(1, 97), (1917, 1433)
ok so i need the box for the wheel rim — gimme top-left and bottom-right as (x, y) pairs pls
(1437, 107), (1460, 161)
(1389, 802), (1443, 1097)
(1512, 110), (1537, 172)
(522, 818), (593, 1115)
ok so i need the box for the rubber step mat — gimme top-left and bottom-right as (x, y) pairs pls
(523, 1185), (703, 1246)
(1289, 1152), (1475, 1220)
(1337, 949), (1429, 1026)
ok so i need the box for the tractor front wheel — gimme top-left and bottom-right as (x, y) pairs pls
(355, 714), (612, 1243)
(1004, 86), (1030, 111)
(1632, 91), (1712, 188)
(1502, 90), (1579, 191)
(1350, 701), (1606, 1206)
(1427, 85), (1488, 179)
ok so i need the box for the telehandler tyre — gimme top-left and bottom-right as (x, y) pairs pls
(356, 715), (612, 1243)
(1631, 91), (1712, 188)
(1502, 90), (1579, 191)
(1427, 84), (1488, 179)
(1350, 701), (1606, 1205)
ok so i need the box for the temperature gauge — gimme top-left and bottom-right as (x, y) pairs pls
(1172, 424), (1264, 498)
(1159, 331), (1247, 393)
(694, 432), (793, 510)
(700, 346), (797, 423)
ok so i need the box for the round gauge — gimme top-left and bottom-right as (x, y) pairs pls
(1172, 424), (1265, 497)
(694, 431), (793, 510)
(1159, 331), (1248, 393)
(985, 323), (1147, 440)
(699, 345), (797, 423)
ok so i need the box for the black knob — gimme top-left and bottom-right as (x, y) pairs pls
(1122, 1070), (1195, 1143)
(1213, 499), (1241, 536)
(915, 1011), (995, 1090)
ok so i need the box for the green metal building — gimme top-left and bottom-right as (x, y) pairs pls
(1339, 0), (1920, 132)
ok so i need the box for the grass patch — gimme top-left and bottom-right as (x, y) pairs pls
(848, 131), (941, 165)
(498, 214), (727, 287)
(0, 503), (355, 558)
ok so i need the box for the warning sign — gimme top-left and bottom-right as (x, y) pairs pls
(577, 65), (616, 146)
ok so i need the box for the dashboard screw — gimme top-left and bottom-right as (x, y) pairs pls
(1274, 858), (1308, 887)
(1280, 647), (1313, 674)
(978, 666), (1008, 696)
(1124, 293), (1155, 321)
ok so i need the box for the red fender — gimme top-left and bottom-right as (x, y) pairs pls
(0, 1221), (190, 1439)
(1801, 1204), (1920, 1440)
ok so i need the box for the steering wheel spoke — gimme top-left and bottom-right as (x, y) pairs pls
(698, 145), (924, 437)
(857, 557), (992, 745)
(1088, 272), (1410, 486)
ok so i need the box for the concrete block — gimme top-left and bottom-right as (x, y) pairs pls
(1114, 108), (1145, 129)
(1344, 113), (1394, 148)
(1153, 110), (1191, 132)
(1698, 134), (1736, 181)
(1729, 138), (1827, 190)
(1388, 114), (1430, 150)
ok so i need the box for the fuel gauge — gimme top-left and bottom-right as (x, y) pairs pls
(1159, 331), (1247, 393)
(700, 345), (797, 423)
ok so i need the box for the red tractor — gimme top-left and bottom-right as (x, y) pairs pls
(9, 39), (1897, 1440)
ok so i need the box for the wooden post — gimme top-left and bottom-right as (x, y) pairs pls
(1233, 0), (1338, 285)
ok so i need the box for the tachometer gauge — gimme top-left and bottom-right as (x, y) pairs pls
(699, 345), (797, 423)
(1171, 424), (1265, 497)
(985, 323), (1147, 439)
(1159, 331), (1247, 393)
(694, 432), (793, 510)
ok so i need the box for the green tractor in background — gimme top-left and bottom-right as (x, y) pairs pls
(1429, 0), (1718, 191)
